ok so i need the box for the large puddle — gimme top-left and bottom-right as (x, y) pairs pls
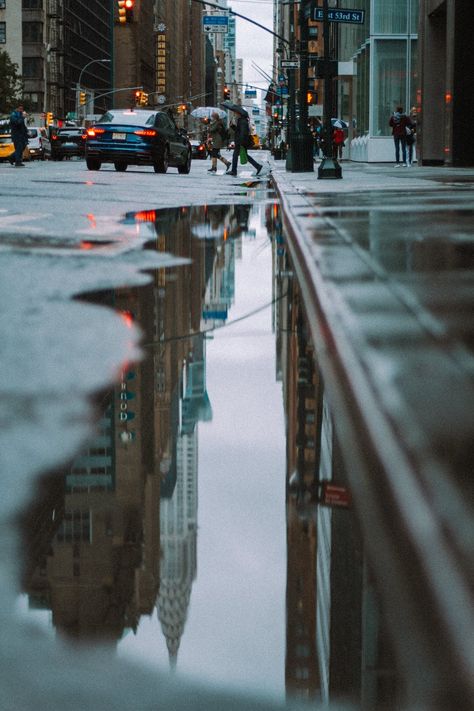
(15, 200), (400, 708)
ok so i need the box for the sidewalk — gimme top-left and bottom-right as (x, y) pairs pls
(269, 158), (474, 702)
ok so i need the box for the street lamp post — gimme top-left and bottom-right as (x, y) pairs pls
(318, 0), (342, 179)
(76, 58), (111, 123)
(286, 0), (314, 172)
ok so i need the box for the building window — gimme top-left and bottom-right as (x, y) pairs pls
(23, 22), (43, 43)
(57, 510), (91, 543)
(22, 56), (42, 77)
(372, 40), (407, 136)
(23, 0), (43, 8)
(373, 0), (408, 34)
(0, 1), (5, 10)
(0, 22), (5, 43)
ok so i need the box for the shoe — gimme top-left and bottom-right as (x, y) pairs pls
(14, 163), (25, 167)
(225, 171), (237, 177)
(225, 165), (236, 175)
(208, 167), (216, 173)
(402, 163), (408, 167)
(394, 163), (401, 167)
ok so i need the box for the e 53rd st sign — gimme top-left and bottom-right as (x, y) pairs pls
(309, 5), (364, 24)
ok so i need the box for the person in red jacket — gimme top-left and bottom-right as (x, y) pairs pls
(332, 127), (345, 160)
(389, 106), (413, 167)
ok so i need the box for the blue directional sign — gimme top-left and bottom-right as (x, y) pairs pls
(202, 14), (229, 33)
(312, 7), (365, 24)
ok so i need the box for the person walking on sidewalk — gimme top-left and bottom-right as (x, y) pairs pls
(9, 103), (29, 167)
(389, 106), (413, 167)
(207, 112), (231, 174)
(226, 107), (263, 177)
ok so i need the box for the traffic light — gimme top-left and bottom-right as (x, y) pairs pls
(125, 0), (134, 22)
(140, 92), (148, 106)
(306, 91), (317, 105)
(117, 0), (126, 23)
(223, 86), (230, 100)
(79, 91), (86, 106)
(46, 112), (53, 125)
(134, 90), (141, 105)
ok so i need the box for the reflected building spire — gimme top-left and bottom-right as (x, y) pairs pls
(157, 429), (198, 668)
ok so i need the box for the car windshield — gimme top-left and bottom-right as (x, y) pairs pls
(28, 129), (38, 138)
(97, 111), (155, 126)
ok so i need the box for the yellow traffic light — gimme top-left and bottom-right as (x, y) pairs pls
(118, 0), (126, 23)
(46, 112), (53, 125)
(140, 92), (149, 106)
(79, 91), (86, 106)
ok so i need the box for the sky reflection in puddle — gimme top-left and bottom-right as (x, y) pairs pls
(17, 201), (289, 700)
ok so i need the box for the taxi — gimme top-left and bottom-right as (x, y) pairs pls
(0, 132), (15, 163)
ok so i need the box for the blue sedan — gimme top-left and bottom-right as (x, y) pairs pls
(85, 108), (192, 173)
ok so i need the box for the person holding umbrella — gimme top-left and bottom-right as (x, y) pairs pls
(207, 112), (231, 173)
(222, 102), (263, 177)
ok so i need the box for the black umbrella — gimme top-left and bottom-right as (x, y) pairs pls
(221, 101), (249, 118)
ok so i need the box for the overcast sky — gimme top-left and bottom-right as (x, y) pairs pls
(231, 0), (274, 88)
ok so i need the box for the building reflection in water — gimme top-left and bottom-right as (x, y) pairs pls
(19, 203), (247, 659)
(269, 202), (402, 710)
(19, 199), (402, 706)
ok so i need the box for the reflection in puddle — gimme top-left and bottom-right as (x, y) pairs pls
(18, 202), (401, 707)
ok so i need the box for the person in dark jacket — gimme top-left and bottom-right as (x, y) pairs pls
(9, 104), (29, 167)
(389, 106), (413, 167)
(226, 108), (263, 177)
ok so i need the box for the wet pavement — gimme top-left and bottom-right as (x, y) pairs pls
(1, 155), (473, 709)
(270, 160), (474, 707)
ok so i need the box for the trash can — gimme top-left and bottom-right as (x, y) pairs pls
(287, 132), (314, 172)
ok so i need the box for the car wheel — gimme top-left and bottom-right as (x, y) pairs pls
(86, 158), (101, 171)
(114, 162), (127, 172)
(178, 149), (192, 174)
(153, 146), (169, 173)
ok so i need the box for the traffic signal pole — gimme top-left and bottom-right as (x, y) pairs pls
(286, 0), (314, 172)
(318, 0), (342, 179)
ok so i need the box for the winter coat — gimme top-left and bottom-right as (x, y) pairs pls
(234, 114), (251, 148)
(208, 119), (226, 150)
(389, 111), (412, 138)
(10, 110), (28, 143)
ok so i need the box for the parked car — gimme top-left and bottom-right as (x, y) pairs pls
(190, 139), (207, 160)
(0, 132), (15, 163)
(44, 127), (86, 160)
(85, 109), (192, 173)
(24, 126), (47, 160)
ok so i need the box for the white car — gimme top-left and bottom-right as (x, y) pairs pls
(25, 127), (47, 161)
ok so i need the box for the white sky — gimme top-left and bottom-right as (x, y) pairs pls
(231, 0), (275, 88)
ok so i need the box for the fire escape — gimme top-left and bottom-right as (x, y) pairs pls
(45, 0), (64, 117)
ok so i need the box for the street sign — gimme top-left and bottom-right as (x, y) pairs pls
(311, 7), (365, 24)
(245, 89), (257, 98)
(281, 60), (300, 68)
(202, 14), (229, 33)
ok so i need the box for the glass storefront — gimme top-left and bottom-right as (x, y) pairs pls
(373, 40), (407, 136)
(338, 0), (419, 155)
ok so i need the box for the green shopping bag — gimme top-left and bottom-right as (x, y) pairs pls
(239, 146), (248, 165)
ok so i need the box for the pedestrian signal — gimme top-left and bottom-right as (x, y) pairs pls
(125, 0), (134, 22)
